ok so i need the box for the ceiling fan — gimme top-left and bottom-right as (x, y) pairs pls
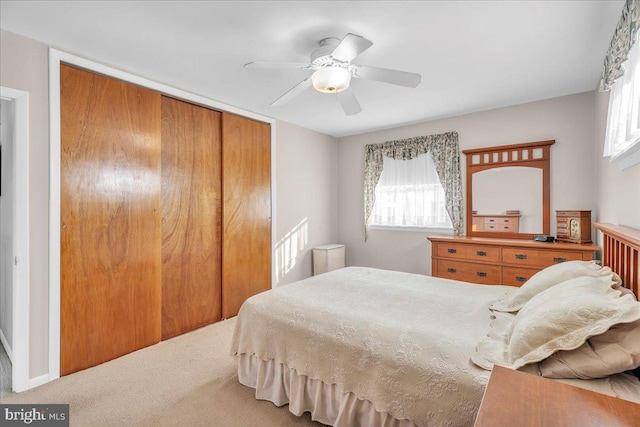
(244, 33), (421, 116)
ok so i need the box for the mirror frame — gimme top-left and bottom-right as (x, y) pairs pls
(463, 140), (555, 240)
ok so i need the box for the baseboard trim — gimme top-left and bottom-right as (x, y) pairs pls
(26, 374), (50, 391)
(0, 328), (13, 363)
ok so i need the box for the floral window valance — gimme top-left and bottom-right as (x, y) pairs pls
(363, 131), (463, 240)
(600, 0), (640, 91)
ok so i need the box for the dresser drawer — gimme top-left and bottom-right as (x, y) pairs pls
(502, 266), (540, 287)
(485, 217), (518, 225)
(436, 260), (501, 285)
(502, 248), (584, 268)
(502, 248), (541, 266)
(485, 223), (518, 232)
(436, 243), (501, 263)
(539, 251), (583, 265)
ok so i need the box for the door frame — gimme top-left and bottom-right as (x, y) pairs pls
(48, 49), (277, 381)
(0, 86), (31, 392)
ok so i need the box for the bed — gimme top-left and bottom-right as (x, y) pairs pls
(230, 223), (640, 426)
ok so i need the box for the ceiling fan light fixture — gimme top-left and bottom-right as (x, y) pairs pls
(312, 66), (351, 93)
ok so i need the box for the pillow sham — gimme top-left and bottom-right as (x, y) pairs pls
(539, 317), (640, 379)
(619, 286), (638, 300)
(472, 275), (640, 371)
(490, 260), (622, 313)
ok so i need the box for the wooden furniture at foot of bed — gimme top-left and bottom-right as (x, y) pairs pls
(428, 236), (599, 286)
(474, 365), (640, 426)
(594, 223), (640, 297)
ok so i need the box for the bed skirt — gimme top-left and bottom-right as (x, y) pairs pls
(237, 353), (418, 427)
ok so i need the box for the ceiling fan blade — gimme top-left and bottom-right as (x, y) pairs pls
(331, 33), (373, 62)
(244, 61), (311, 69)
(354, 65), (421, 88)
(270, 78), (313, 107)
(338, 89), (362, 116)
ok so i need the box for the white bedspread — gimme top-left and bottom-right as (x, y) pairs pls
(231, 267), (516, 426)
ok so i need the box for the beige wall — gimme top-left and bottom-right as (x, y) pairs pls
(0, 30), (50, 378)
(275, 120), (338, 285)
(337, 92), (597, 275)
(593, 89), (640, 230)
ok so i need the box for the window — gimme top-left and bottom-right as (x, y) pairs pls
(363, 132), (463, 240)
(604, 32), (640, 170)
(369, 154), (452, 229)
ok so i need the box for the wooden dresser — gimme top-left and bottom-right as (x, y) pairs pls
(428, 236), (599, 286)
(474, 365), (640, 426)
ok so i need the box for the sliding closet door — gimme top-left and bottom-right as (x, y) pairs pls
(161, 97), (222, 340)
(60, 64), (162, 376)
(221, 113), (272, 318)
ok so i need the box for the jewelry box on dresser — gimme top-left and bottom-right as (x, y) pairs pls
(556, 210), (592, 243)
(432, 140), (599, 286)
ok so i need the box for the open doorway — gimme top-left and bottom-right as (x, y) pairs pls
(0, 97), (14, 395)
(0, 86), (30, 393)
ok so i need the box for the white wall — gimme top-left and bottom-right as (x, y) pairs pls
(275, 120), (338, 285)
(0, 30), (49, 378)
(338, 92), (597, 275)
(0, 98), (14, 351)
(593, 88), (640, 230)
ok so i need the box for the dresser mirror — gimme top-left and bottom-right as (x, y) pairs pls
(463, 140), (554, 239)
(472, 167), (543, 233)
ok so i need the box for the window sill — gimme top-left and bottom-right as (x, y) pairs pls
(368, 225), (454, 233)
(610, 141), (640, 170)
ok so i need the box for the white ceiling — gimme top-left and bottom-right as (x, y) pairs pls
(0, 1), (623, 137)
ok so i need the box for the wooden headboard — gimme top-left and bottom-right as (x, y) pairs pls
(593, 223), (640, 296)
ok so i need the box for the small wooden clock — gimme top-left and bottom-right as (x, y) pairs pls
(556, 210), (592, 243)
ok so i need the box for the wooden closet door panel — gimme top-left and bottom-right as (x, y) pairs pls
(161, 97), (222, 340)
(222, 113), (271, 318)
(60, 64), (162, 376)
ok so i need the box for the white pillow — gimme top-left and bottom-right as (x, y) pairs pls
(472, 275), (640, 371)
(490, 261), (622, 312)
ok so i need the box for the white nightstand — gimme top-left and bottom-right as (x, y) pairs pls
(312, 244), (345, 275)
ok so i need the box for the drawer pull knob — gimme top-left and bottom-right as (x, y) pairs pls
(553, 257), (566, 263)
(477, 251), (487, 256)
(488, 219), (495, 222)
(515, 276), (527, 282)
(504, 226), (509, 229)
(447, 248), (457, 254)
(477, 271), (487, 277)
(515, 254), (527, 260)
(447, 268), (457, 273)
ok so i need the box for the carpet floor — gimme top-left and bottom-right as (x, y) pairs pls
(0, 341), (11, 397)
(0, 318), (320, 426)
